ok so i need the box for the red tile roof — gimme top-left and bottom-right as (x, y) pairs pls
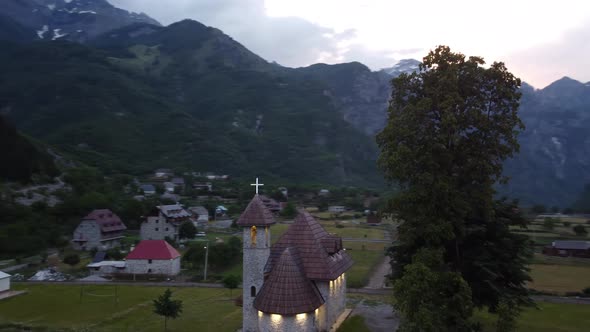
(265, 211), (353, 281)
(236, 195), (276, 226)
(126, 240), (180, 260)
(83, 209), (127, 233)
(254, 247), (325, 315)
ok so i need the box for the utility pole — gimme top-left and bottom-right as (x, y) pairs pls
(203, 242), (209, 281)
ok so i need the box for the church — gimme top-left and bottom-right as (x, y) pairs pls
(237, 189), (353, 332)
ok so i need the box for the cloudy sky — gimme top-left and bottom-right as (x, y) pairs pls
(110, 0), (590, 88)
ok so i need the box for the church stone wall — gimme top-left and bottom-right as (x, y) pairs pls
(243, 226), (272, 332)
(316, 273), (346, 330)
(258, 312), (317, 332)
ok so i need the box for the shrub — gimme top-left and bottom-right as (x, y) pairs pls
(573, 225), (588, 236)
(542, 217), (555, 230)
(63, 254), (80, 266)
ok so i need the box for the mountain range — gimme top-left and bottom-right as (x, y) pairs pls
(0, 0), (589, 207)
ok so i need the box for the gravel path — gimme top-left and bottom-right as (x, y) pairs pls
(352, 301), (399, 332)
(365, 256), (391, 289)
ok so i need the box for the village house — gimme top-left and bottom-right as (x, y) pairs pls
(366, 211), (382, 224)
(171, 177), (185, 192)
(238, 194), (353, 332)
(125, 240), (181, 276)
(193, 182), (213, 192)
(0, 271), (11, 293)
(154, 168), (174, 179)
(163, 182), (175, 193)
(140, 184), (156, 196)
(86, 261), (126, 276)
(140, 204), (192, 241)
(542, 240), (590, 258)
(328, 206), (346, 213)
(72, 209), (127, 251)
(259, 195), (283, 213)
(160, 192), (180, 203)
(188, 206), (209, 227)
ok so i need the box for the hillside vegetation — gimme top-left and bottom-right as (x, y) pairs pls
(0, 20), (381, 186)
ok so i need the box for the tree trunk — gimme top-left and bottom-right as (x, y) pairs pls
(164, 317), (167, 332)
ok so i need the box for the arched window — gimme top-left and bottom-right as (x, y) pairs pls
(251, 286), (256, 297)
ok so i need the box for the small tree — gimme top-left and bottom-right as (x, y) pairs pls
(222, 274), (241, 297)
(107, 248), (124, 260)
(153, 288), (183, 331)
(280, 202), (297, 218)
(543, 217), (555, 230)
(573, 225), (588, 236)
(63, 254), (80, 267)
(179, 221), (197, 239)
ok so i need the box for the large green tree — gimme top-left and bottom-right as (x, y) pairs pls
(377, 46), (532, 330)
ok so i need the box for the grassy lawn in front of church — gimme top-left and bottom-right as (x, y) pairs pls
(0, 284), (241, 332)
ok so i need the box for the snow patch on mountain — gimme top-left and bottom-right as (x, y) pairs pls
(37, 25), (49, 39)
(52, 28), (68, 40)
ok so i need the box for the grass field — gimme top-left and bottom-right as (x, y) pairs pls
(0, 284), (241, 332)
(475, 302), (590, 332)
(336, 315), (371, 332)
(528, 264), (590, 294)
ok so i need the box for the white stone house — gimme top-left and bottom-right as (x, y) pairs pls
(154, 168), (174, 179)
(140, 204), (192, 241)
(163, 182), (175, 193)
(237, 195), (352, 332)
(0, 271), (10, 293)
(328, 206), (346, 213)
(72, 209), (127, 251)
(125, 240), (181, 276)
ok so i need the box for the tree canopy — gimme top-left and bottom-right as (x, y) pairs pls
(178, 221), (197, 239)
(153, 288), (183, 331)
(377, 46), (532, 330)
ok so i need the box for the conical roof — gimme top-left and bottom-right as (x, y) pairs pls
(265, 210), (353, 280)
(236, 195), (276, 227)
(254, 247), (324, 315)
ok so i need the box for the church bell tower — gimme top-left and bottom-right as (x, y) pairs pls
(236, 179), (276, 332)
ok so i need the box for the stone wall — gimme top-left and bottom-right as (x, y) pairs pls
(243, 225), (272, 332)
(140, 216), (178, 241)
(72, 220), (102, 250)
(316, 272), (346, 330)
(0, 277), (10, 292)
(126, 257), (180, 276)
(258, 312), (317, 332)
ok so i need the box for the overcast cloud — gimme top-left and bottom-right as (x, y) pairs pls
(110, 0), (590, 88)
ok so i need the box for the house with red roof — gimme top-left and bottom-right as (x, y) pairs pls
(238, 194), (353, 332)
(72, 209), (127, 251)
(125, 240), (181, 276)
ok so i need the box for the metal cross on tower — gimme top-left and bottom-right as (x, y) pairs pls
(250, 177), (264, 195)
